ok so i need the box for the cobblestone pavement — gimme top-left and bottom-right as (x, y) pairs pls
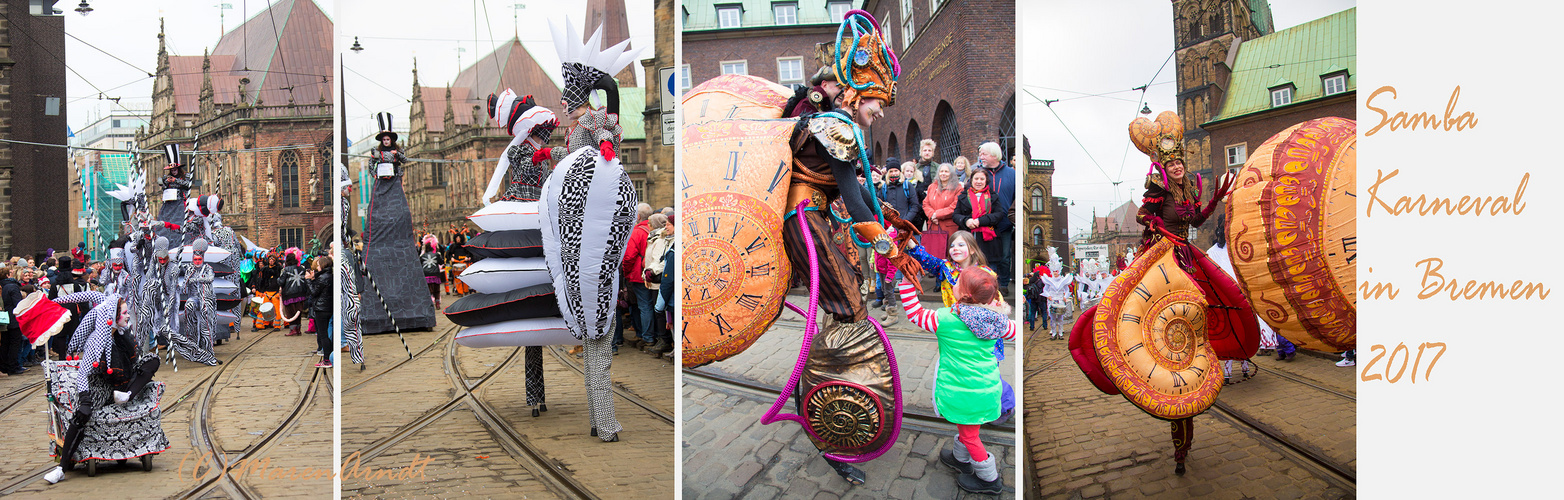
(0, 317), (332, 498)
(341, 292), (675, 498)
(684, 289), (1018, 500)
(1023, 312), (1355, 500)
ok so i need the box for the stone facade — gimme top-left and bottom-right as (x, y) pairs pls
(136, 0), (334, 253)
(0, 0), (68, 256)
(1171, 0), (1271, 179)
(862, 0), (1015, 164)
(1024, 157), (1056, 266)
(639, 0), (676, 210)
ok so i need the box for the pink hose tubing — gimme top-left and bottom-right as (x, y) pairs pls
(760, 202), (903, 463)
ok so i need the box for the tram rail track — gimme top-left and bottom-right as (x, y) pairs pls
(683, 367), (1015, 445)
(343, 324), (457, 393)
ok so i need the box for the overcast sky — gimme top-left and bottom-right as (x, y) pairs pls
(338, 0), (654, 143)
(1019, 0), (1355, 239)
(63, 0), (336, 131)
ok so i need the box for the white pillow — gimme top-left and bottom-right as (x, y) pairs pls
(454, 317), (580, 348)
(468, 200), (542, 232)
(458, 257), (551, 294)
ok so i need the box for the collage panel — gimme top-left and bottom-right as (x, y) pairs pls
(1019, 0), (1356, 498)
(678, 0), (1020, 498)
(2, 0), (336, 496)
(336, 0), (677, 497)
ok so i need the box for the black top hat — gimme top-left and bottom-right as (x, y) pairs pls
(163, 143), (182, 169)
(375, 113), (398, 143)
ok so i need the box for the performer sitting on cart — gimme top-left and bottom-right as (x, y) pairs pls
(45, 292), (162, 484)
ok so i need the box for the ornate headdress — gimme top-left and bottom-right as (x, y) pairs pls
(488, 89), (558, 142)
(549, 17), (643, 115)
(831, 10), (900, 108)
(1129, 111), (1185, 167)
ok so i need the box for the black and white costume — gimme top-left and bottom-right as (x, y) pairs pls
(539, 17), (643, 442)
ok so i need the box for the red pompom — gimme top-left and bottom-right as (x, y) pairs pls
(92, 362), (99, 368)
(599, 141), (616, 162)
(531, 148), (551, 164)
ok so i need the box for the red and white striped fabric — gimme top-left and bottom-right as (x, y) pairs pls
(898, 281), (1017, 340)
(16, 291), (71, 347)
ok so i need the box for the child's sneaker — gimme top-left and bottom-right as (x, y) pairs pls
(1336, 358), (1355, 367)
(957, 455), (1004, 494)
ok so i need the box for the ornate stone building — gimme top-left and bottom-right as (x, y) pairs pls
(638, 0), (676, 209)
(1171, 0), (1272, 178)
(404, 0), (666, 236)
(136, 0), (334, 252)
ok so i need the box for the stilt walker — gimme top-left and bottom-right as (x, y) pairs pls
(359, 113), (438, 334)
(339, 169), (365, 366)
(536, 17), (644, 442)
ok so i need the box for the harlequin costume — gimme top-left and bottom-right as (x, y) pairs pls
(537, 17), (643, 442)
(1068, 111), (1256, 476)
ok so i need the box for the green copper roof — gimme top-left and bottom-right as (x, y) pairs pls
(683, 0), (859, 32)
(1208, 8), (1354, 124)
(1248, 0), (1275, 35)
(620, 87), (646, 141)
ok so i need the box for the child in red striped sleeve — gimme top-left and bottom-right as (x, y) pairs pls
(897, 267), (1015, 494)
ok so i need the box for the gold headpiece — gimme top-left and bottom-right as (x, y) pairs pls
(1129, 111), (1185, 165)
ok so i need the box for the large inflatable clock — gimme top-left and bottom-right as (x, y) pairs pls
(1093, 237), (1223, 420)
(1226, 117), (1357, 351)
(679, 78), (797, 367)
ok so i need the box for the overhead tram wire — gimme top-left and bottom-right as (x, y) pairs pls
(1117, 50), (1176, 183)
(342, 65), (412, 102)
(0, 11), (143, 119)
(479, 0), (503, 93)
(264, 0), (294, 102)
(1023, 88), (1116, 186)
(64, 31), (154, 77)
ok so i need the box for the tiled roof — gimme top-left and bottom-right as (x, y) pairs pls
(683, 0), (857, 32)
(1208, 8), (1355, 124)
(206, 0), (334, 107)
(421, 39), (563, 133)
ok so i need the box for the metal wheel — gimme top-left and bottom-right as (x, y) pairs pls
(86, 460), (96, 477)
(142, 455), (153, 471)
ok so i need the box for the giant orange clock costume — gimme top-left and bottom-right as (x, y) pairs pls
(1070, 111), (1259, 475)
(681, 11), (918, 486)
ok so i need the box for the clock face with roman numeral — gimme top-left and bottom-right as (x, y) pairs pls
(1092, 238), (1222, 420)
(679, 118), (797, 367)
(1323, 140), (1356, 299)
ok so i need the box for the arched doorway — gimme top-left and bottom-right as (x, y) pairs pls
(933, 101), (961, 163)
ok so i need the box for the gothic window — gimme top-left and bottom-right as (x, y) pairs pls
(906, 120), (922, 161)
(1031, 187), (1046, 213)
(280, 150), (300, 208)
(887, 133), (900, 163)
(1032, 226), (1044, 246)
(279, 227), (303, 251)
(431, 160), (444, 187)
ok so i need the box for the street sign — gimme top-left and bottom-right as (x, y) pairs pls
(1075, 244), (1110, 261)
(76, 211), (90, 229)
(661, 112), (676, 146)
(659, 67), (677, 113)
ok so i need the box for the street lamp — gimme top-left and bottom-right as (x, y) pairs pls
(74, 1), (92, 16)
(350, 36), (365, 53)
(1140, 103), (1152, 115)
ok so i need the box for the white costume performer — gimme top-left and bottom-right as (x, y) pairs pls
(1040, 248), (1074, 340)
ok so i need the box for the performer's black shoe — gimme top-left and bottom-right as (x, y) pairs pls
(532, 408), (540, 417)
(591, 427), (598, 436)
(826, 458), (865, 485)
(1175, 462), (1186, 475)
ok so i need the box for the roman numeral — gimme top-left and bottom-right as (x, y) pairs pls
(699, 98), (710, 118)
(1157, 264), (1170, 284)
(700, 288), (712, 300)
(769, 160), (789, 192)
(1172, 372), (1187, 387)
(736, 293), (762, 310)
(1121, 313), (1141, 324)
(724, 151), (742, 181)
(1342, 236), (1357, 254)
(718, 263), (731, 274)
(1125, 343), (1144, 355)
(710, 313), (733, 336)
(1134, 285), (1152, 301)
(714, 278), (730, 290)
(1190, 365), (1204, 375)
(687, 219), (699, 236)
(707, 216), (720, 234)
(726, 104), (739, 119)
(749, 263), (773, 277)
(746, 236), (766, 253)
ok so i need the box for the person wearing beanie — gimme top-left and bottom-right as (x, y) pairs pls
(279, 252), (309, 336)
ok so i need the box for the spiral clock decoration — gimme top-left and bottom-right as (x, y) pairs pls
(805, 382), (884, 450)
